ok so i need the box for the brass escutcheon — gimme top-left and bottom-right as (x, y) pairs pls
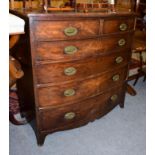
(64, 45), (78, 55)
(119, 23), (128, 31)
(64, 89), (76, 97)
(110, 94), (118, 102)
(115, 56), (124, 64)
(118, 38), (126, 46)
(112, 74), (120, 81)
(64, 112), (76, 120)
(64, 27), (78, 36)
(64, 67), (77, 76)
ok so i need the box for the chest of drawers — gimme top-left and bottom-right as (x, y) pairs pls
(11, 10), (135, 146)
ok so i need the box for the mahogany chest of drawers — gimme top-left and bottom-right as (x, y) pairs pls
(11, 10), (135, 146)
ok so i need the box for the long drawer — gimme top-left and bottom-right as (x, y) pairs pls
(39, 86), (125, 131)
(35, 34), (132, 62)
(35, 51), (130, 84)
(37, 66), (128, 107)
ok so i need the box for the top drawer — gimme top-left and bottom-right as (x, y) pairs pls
(33, 20), (100, 41)
(103, 18), (135, 34)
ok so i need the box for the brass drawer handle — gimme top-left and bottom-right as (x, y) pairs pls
(118, 38), (126, 46)
(111, 94), (118, 102)
(64, 112), (76, 120)
(115, 56), (124, 64)
(112, 74), (120, 81)
(64, 45), (78, 55)
(64, 67), (77, 76)
(64, 89), (75, 97)
(119, 23), (128, 31)
(64, 27), (78, 36)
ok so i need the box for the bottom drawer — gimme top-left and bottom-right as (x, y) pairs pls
(38, 85), (125, 132)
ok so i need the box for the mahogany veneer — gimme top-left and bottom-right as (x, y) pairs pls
(10, 9), (135, 146)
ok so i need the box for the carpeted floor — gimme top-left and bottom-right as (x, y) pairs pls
(9, 78), (146, 155)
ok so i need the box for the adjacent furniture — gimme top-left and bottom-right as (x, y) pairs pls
(128, 30), (146, 85)
(9, 0), (39, 9)
(9, 13), (25, 124)
(10, 9), (135, 145)
(127, 0), (146, 92)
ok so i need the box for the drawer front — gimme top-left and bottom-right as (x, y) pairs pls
(103, 18), (135, 34)
(35, 34), (132, 62)
(35, 52), (130, 84)
(34, 20), (99, 41)
(39, 86), (124, 131)
(37, 67), (128, 107)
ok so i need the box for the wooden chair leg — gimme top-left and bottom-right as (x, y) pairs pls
(133, 74), (140, 86)
(126, 83), (137, 96)
(9, 35), (20, 49)
(143, 74), (146, 82)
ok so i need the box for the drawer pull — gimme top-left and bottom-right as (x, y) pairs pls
(112, 74), (120, 81)
(64, 112), (76, 120)
(115, 56), (124, 64)
(64, 27), (78, 36)
(111, 95), (118, 102)
(118, 38), (126, 46)
(64, 89), (76, 97)
(64, 45), (78, 55)
(64, 67), (77, 76)
(119, 23), (128, 31)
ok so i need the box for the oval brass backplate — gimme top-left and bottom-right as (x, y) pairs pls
(64, 27), (78, 36)
(64, 89), (76, 97)
(64, 45), (78, 55)
(64, 112), (76, 120)
(112, 74), (120, 81)
(118, 39), (126, 46)
(111, 94), (118, 102)
(115, 56), (124, 64)
(119, 23), (128, 31)
(64, 67), (77, 76)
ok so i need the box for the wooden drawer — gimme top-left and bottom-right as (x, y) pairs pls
(35, 34), (132, 62)
(103, 18), (135, 34)
(35, 52), (130, 84)
(39, 86), (124, 131)
(37, 66), (128, 107)
(34, 20), (99, 41)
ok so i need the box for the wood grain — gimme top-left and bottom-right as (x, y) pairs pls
(35, 33), (132, 62)
(35, 52), (130, 84)
(10, 9), (135, 145)
(37, 66), (128, 107)
(39, 85), (124, 131)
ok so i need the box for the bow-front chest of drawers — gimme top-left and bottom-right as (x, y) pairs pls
(11, 10), (135, 146)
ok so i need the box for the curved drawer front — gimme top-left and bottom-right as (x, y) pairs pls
(34, 20), (99, 41)
(35, 52), (130, 84)
(39, 86), (124, 131)
(103, 18), (134, 34)
(35, 34), (132, 62)
(37, 67), (128, 107)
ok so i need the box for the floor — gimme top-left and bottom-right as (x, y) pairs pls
(9, 79), (146, 155)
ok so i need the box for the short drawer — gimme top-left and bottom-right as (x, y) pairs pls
(34, 20), (99, 41)
(35, 34), (132, 62)
(103, 18), (135, 34)
(35, 51), (130, 84)
(39, 86), (124, 131)
(37, 66), (128, 107)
